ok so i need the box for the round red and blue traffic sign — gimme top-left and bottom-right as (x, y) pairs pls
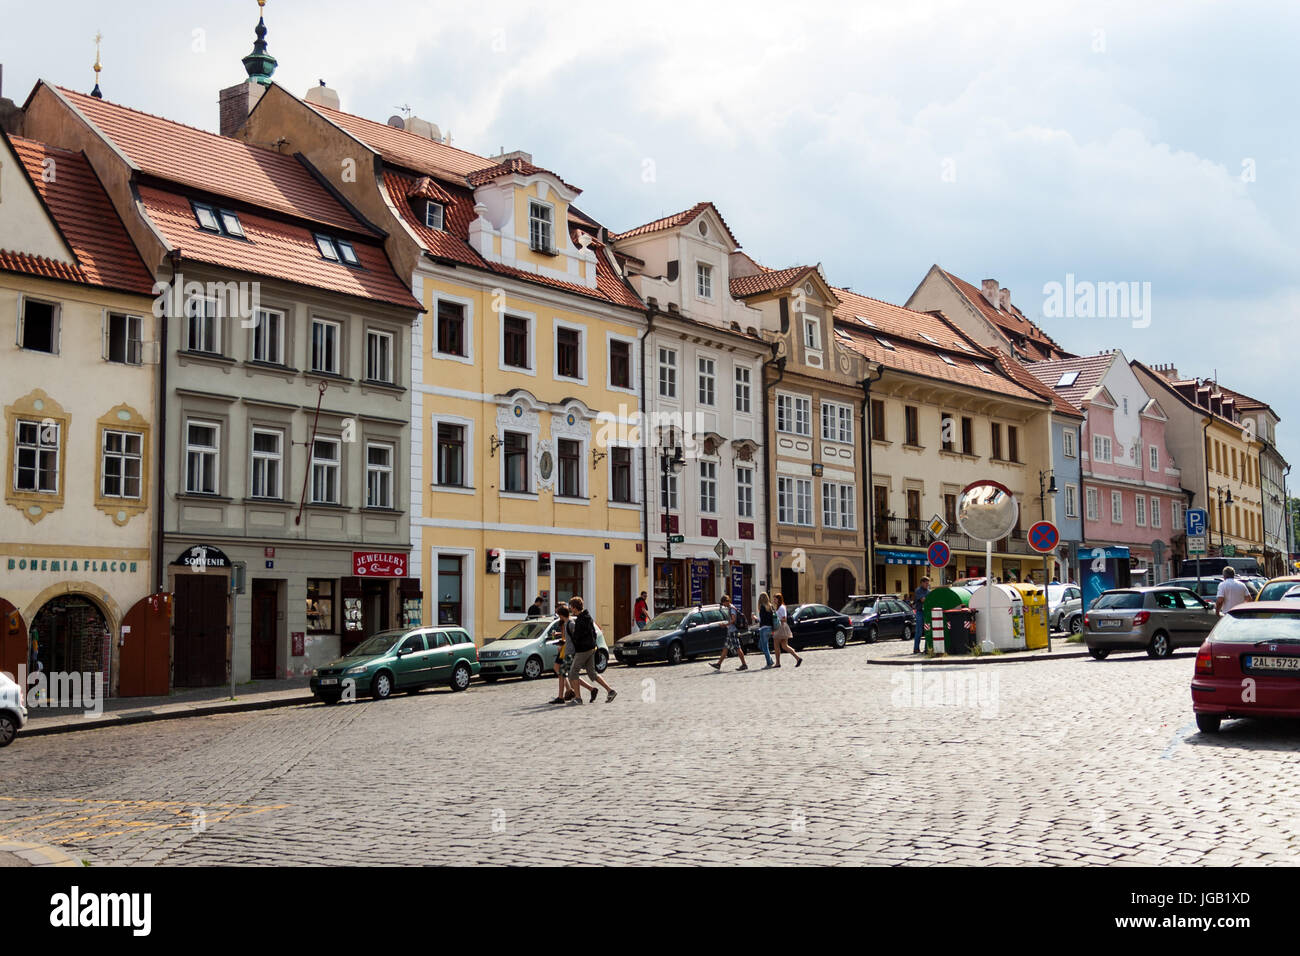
(1028, 520), (1060, 554)
(927, 540), (951, 568)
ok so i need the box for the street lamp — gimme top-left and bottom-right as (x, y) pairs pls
(1037, 470), (1058, 520)
(1037, 470), (1058, 646)
(1216, 486), (1234, 550)
(661, 444), (686, 563)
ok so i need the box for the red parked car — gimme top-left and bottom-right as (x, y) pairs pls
(1191, 602), (1300, 734)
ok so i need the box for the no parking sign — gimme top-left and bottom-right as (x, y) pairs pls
(927, 540), (950, 568)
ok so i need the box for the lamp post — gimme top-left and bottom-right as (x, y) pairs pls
(1037, 470), (1057, 648)
(1216, 486), (1234, 551)
(661, 446), (685, 604)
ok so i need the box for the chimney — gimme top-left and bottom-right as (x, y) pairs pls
(981, 278), (999, 308)
(304, 82), (340, 111)
(491, 148), (533, 164)
(998, 287), (1011, 312)
(220, 80), (267, 137)
(0, 65), (23, 135)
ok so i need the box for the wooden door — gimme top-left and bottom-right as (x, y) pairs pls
(119, 593), (172, 697)
(781, 568), (800, 606)
(173, 575), (227, 686)
(613, 565), (633, 642)
(250, 582), (277, 680)
(0, 599), (27, 682)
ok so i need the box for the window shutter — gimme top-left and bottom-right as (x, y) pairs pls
(16, 295), (24, 347)
(55, 303), (62, 355)
(102, 308), (110, 360)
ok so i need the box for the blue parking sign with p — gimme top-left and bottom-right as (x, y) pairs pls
(1186, 508), (1207, 537)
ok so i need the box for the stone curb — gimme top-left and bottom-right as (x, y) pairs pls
(22, 693), (317, 738)
(0, 840), (83, 867)
(868, 648), (1092, 666)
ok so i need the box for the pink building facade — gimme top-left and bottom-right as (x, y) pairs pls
(1027, 351), (1184, 582)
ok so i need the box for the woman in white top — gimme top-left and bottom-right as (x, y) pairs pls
(772, 592), (803, 668)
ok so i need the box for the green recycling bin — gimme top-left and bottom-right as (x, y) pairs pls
(922, 586), (972, 653)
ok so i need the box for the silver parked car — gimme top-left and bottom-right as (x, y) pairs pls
(0, 671), (27, 747)
(1083, 586), (1217, 660)
(1047, 583), (1083, 633)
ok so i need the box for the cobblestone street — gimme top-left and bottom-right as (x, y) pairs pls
(4, 642), (1300, 866)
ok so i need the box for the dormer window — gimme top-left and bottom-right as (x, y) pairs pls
(528, 200), (554, 254)
(314, 234), (362, 267)
(696, 263), (713, 299)
(193, 202), (246, 239)
(425, 201), (444, 231)
(803, 317), (822, 351)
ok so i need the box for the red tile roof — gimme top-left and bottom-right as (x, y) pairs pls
(58, 87), (361, 233)
(4, 135), (156, 295)
(609, 201), (740, 248)
(730, 264), (819, 298)
(307, 101), (497, 179)
(138, 185), (420, 310)
(1024, 353), (1118, 408)
(942, 269), (1072, 361)
(466, 156), (580, 194)
(833, 286), (988, 356)
(997, 354), (1085, 418)
(382, 168), (641, 310)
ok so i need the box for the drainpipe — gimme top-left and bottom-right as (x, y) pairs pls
(859, 365), (883, 592)
(639, 307), (658, 579)
(1202, 415), (1213, 537)
(761, 345), (785, 595)
(155, 250), (181, 593)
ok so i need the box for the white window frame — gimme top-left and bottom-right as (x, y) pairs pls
(14, 419), (60, 494)
(777, 392), (812, 437)
(500, 429), (534, 497)
(553, 319), (587, 384)
(18, 295), (62, 355)
(432, 414), (475, 494)
(777, 476), (795, 525)
(1111, 490), (1123, 524)
(1085, 486), (1099, 521)
(658, 346), (678, 399)
(660, 467), (679, 512)
(821, 401), (854, 445)
(425, 201), (444, 231)
(606, 331), (637, 395)
(105, 311), (143, 365)
(528, 200), (554, 254)
(1064, 483), (1079, 519)
(310, 436), (342, 505)
(803, 316), (822, 352)
(734, 364), (752, 415)
(100, 428), (143, 500)
(499, 309), (537, 377)
(366, 441), (395, 509)
(249, 427), (284, 500)
(736, 466), (754, 519)
(796, 477), (813, 526)
(699, 460), (718, 514)
(184, 420), (220, 495)
(697, 355), (717, 407)
(822, 481), (856, 530)
(607, 442), (639, 509)
(696, 261), (713, 299)
(310, 317), (342, 375)
(1063, 429), (1077, 458)
(433, 293), (474, 365)
(500, 551), (538, 621)
(1093, 434), (1112, 463)
(186, 296), (220, 354)
(555, 436), (587, 500)
(1135, 494), (1146, 527)
(1150, 496), (1161, 529)
(250, 308), (284, 365)
(366, 328), (395, 384)
(1149, 445), (1159, 472)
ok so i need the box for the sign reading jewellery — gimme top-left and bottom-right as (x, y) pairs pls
(6, 556), (141, 573)
(171, 545), (231, 569)
(353, 551), (407, 577)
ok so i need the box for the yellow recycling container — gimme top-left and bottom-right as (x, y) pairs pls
(1011, 583), (1049, 649)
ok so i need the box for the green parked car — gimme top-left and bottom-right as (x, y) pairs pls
(477, 615), (609, 681)
(310, 626), (479, 703)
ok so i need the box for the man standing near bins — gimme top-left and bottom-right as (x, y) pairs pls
(912, 577), (931, 654)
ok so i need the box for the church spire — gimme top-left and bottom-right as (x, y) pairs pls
(91, 31), (103, 99)
(242, 0), (278, 86)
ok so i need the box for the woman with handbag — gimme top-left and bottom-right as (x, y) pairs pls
(772, 592), (803, 668)
(756, 593), (775, 668)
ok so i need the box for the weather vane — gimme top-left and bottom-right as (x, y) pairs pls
(91, 30), (104, 98)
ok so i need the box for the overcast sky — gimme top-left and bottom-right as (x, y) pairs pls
(5, 0), (1298, 485)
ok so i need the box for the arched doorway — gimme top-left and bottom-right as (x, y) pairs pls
(30, 594), (110, 678)
(827, 568), (856, 613)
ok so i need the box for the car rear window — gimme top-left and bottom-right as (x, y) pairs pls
(1214, 611), (1300, 642)
(1259, 582), (1300, 602)
(1094, 592), (1144, 609)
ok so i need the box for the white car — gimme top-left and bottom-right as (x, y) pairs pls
(0, 671), (27, 747)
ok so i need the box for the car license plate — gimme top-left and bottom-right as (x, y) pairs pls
(319, 678), (339, 686)
(623, 648), (637, 656)
(1247, 655), (1300, 671)
(1097, 619), (1123, 629)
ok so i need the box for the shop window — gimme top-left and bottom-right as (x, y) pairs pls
(307, 579), (335, 632)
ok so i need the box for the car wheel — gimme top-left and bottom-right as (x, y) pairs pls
(666, 641), (684, 666)
(449, 662), (472, 692)
(1069, 615), (1082, 635)
(0, 714), (17, 745)
(832, 628), (848, 649)
(370, 671), (393, 700)
(1147, 631), (1172, 659)
(523, 656), (544, 681)
(902, 622), (913, 643)
(1088, 647), (1110, 660)
(866, 625), (878, 644)
(1196, 713), (1222, 734)
(594, 649), (609, 673)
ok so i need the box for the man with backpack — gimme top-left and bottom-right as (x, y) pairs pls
(566, 596), (617, 703)
(708, 594), (749, 672)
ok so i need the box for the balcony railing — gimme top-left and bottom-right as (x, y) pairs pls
(872, 516), (1034, 556)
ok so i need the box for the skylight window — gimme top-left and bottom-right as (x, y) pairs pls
(874, 335), (894, 351)
(856, 315), (876, 328)
(954, 339), (975, 352)
(194, 203), (220, 232)
(974, 362), (993, 375)
(920, 332), (939, 344)
(219, 211), (245, 238)
(336, 241), (359, 266)
(313, 234), (364, 267)
(1056, 370), (1080, 388)
(315, 234), (339, 261)
(192, 202), (247, 239)
(939, 353), (957, 366)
